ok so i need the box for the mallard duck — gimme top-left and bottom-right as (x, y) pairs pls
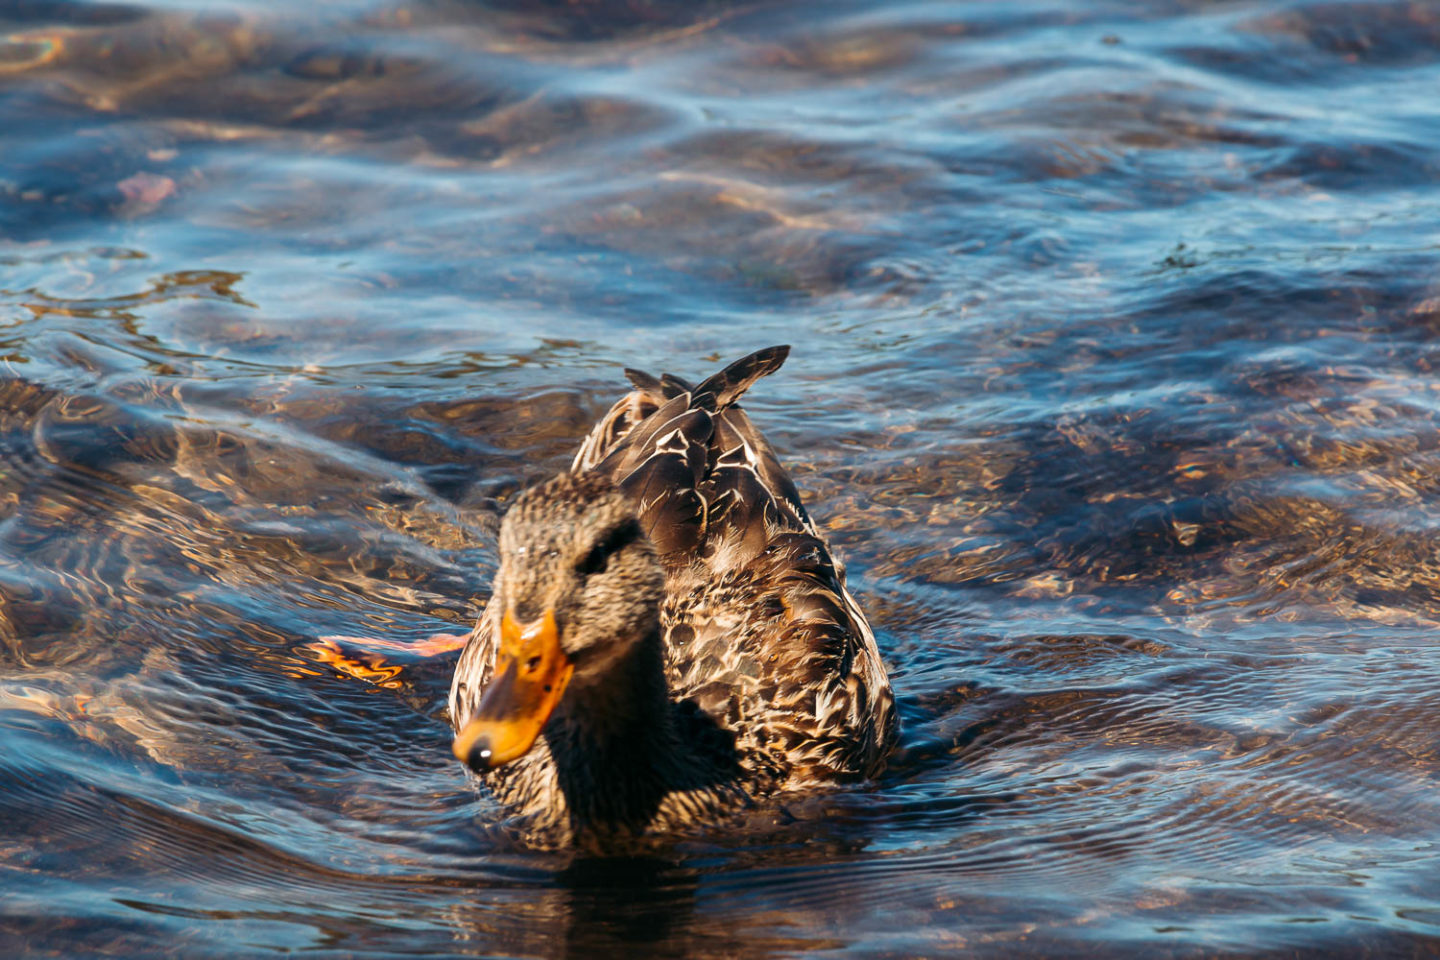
(448, 346), (896, 848)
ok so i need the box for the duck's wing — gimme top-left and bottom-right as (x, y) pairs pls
(578, 346), (897, 778)
(670, 529), (897, 781)
(574, 345), (809, 565)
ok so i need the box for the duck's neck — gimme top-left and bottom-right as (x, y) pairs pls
(545, 627), (682, 832)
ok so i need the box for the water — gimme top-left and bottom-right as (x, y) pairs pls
(3, 0), (1440, 954)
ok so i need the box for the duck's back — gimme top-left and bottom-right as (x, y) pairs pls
(573, 346), (896, 786)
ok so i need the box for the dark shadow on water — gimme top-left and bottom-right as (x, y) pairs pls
(554, 857), (701, 957)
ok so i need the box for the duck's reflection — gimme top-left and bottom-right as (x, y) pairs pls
(433, 855), (699, 959)
(436, 800), (901, 959)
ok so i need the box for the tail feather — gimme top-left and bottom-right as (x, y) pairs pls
(623, 367), (667, 400)
(691, 345), (789, 410)
(660, 373), (693, 398)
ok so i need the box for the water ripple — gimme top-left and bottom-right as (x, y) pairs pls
(5, 0), (1440, 955)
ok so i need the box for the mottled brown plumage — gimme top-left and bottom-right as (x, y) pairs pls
(448, 347), (896, 849)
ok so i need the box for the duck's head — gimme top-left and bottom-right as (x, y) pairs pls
(452, 472), (663, 773)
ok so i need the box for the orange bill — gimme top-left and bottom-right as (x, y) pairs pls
(453, 610), (573, 771)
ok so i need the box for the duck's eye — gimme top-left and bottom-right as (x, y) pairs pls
(575, 520), (641, 578)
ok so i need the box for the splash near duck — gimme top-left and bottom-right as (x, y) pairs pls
(448, 346), (896, 848)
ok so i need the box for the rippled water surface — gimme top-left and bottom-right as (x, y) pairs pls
(5, 0), (1440, 955)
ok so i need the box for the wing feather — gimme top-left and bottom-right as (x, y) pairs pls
(711, 407), (812, 533)
(571, 391), (657, 472)
(615, 409), (712, 557)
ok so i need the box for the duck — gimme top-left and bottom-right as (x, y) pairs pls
(448, 346), (896, 848)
